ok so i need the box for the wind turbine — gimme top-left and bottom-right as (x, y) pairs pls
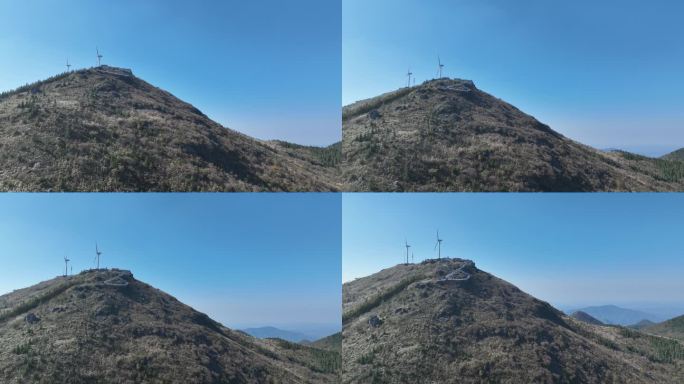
(66, 58), (72, 72)
(64, 256), (70, 276)
(407, 68), (413, 88)
(96, 47), (103, 66)
(95, 243), (102, 270)
(437, 56), (445, 78)
(404, 238), (411, 265)
(434, 230), (443, 259)
(411, 251), (414, 264)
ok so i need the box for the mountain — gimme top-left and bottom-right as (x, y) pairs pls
(631, 319), (657, 330)
(242, 326), (313, 343)
(0, 269), (339, 383)
(342, 258), (684, 383)
(0, 66), (340, 191)
(645, 315), (684, 341)
(662, 148), (684, 162)
(341, 78), (684, 191)
(305, 333), (342, 352)
(572, 305), (662, 326)
(570, 311), (604, 325)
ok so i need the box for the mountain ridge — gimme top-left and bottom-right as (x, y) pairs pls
(662, 148), (684, 162)
(570, 310), (604, 326)
(571, 305), (663, 325)
(342, 258), (684, 383)
(0, 269), (339, 383)
(645, 315), (684, 342)
(0, 66), (340, 191)
(242, 326), (314, 343)
(341, 78), (684, 191)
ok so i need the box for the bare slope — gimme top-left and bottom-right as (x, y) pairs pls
(342, 258), (684, 383)
(0, 269), (339, 384)
(0, 66), (340, 191)
(341, 79), (684, 191)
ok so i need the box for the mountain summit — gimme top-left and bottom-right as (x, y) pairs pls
(0, 66), (339, 191)
(342, 258), (684, 383)
(341, 79), (684, 191)
(0, 269), (339, 383)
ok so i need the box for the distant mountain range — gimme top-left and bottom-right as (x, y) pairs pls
(241, 326), (315, 343)
(569, 305), (664, 326)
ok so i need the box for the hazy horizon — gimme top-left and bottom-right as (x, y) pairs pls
(0, 0), (341, 146)
(343, 193), (684, 314)
(0, 193), (342, 333)
(344, 0), (684, 154)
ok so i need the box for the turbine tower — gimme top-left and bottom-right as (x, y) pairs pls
(66, 58), (71, 72)
(407, 68), (413, 88)
(434, 230), (443, 259)
(437, 56), (444, 78)
(95, 243), (102, 269)
(96, 47), (103, 66)
(63, 256), (70, 277)
(404, 238), (411, 265)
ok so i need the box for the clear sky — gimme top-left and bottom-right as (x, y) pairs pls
(0, 193), (341, 337)
(0, 0), (341, 146)
(343, 193), (684, 315)
(343, 0), (684, 156)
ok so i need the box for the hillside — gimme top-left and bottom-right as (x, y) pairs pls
(646, 315), (684, 342)
(571, 311), (604, 326)
(342, 258), (684, 383)
(341, 79), (684, 191)
(307, 333), (342, 352)
(0, 269), (339, 383)
(0, 66), (340, 191)
(662, 148), (684, 162)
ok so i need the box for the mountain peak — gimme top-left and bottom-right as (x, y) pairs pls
(0, 269), (339, 383)
(92, 65), (134, 76)
(571, 310), (604, 325)
(342, 258), (684, 383)
(0, 67), (340, 191)
(417, 77), (477, 90)
(341, 77), (684, 191)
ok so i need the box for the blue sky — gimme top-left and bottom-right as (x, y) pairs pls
(0, 193), (341, 337)
(343, 193), (684, 315)
(343, 0), (684, 156)
(0, 0), (341, 146)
